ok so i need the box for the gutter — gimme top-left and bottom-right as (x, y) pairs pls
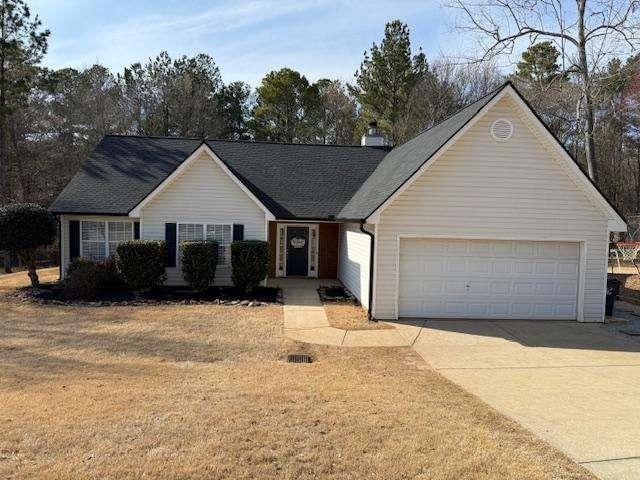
(359, 220), (376, 321)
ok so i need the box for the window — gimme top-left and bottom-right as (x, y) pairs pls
(81, 220), (133, 262)
(178, 223), (232, 265)
(206, 224), (232, 265)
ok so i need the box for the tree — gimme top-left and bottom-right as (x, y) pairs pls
(351, 20), (428, 142)
(0, 0), (49, 201)
(516, 41), (562, 85)
(315, 79), (358, 144)
(448, 0), (640, 181)
(122, 52), (228, 138)
(511, 43), (578, 143)
(251, 68), (321, 142)
(0, 202), (56, 286)
(218, 81), (251, 140)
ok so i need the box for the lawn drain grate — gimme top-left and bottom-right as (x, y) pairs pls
(287, 354), (313, 364)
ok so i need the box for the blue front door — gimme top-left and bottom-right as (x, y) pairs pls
(286, 226), (309, 276)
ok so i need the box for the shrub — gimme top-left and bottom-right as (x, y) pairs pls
(97, 255), (123, 290)
(231, 240), (269, 293)
(181, 241), (218, 291)
(116, 240), (166, 291)
(63, 257), (123, 299)
(0, 203), (57, 287)
(64, 258), (102, 299)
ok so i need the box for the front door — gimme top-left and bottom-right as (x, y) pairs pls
(286, 226), (309, 276)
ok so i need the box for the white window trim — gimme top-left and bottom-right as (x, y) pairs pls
(176, 222), (233, 266)
(80, 220), (134, 261)
(275, 223), (319, 278)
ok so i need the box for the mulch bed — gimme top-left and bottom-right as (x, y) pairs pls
(317, 285), (358, 304)
(8, 283), (282, 307)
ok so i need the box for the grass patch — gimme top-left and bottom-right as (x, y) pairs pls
(0, 269), (593, 479)
(324, 302), (392, 330)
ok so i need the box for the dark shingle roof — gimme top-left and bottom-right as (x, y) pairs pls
(49, 136), (388, 219)
(50, 136), (201, 215)
(338, 86), (502, 219)
(205, 141), (388, 219)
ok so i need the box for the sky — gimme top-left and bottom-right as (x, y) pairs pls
(28, 0), (472, 86)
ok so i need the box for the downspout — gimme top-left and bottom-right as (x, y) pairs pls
(359, 220), (376, 321)
(57, 216), (62, 280)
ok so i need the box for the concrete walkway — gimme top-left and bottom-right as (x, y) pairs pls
(411, 319), (640, 480)
(272, 279), (640, 479)
(270, 278), (414, 347)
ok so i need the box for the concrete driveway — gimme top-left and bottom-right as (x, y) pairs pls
(402, 319), (640, 480)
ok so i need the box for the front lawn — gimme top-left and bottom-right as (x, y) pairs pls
(0, 269), (593, 479)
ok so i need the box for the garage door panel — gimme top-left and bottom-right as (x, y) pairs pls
(558, 262), (579, 275)
(399, 239), (579, 319)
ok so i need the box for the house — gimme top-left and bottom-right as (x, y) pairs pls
(50, 82), (626, 322)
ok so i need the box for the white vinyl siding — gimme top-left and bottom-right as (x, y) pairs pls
(337, 222), (372, 309)
(140, 149), (267, 286)
(59, 215), (137, 276)
(373, 95), (610, 322)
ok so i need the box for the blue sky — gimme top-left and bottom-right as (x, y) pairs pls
(29, 0), (469, 86)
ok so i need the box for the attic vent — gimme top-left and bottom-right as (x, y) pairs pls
(491, 119), (513, 141)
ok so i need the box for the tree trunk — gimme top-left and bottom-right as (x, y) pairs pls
(577, 0), (597, 181)
(3, 252), (11, 273)
(27, 263), (39, 288)
(0, 8), (6, 202)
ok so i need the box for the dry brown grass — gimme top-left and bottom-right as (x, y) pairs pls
(0, 267), (59, 290)
(324, 302), (392, 330)
(0, 272), (594, 479)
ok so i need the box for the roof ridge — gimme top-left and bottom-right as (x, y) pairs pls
(103, 133), (378, 149)
(104, 134), (204, 141)
(395, 81), (510, 147)
(205, 138), (376, 148)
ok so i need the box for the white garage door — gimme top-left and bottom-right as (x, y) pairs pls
(398, 238), (580, 319)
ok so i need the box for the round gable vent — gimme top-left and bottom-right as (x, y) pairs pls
(490, 118), (513, 141)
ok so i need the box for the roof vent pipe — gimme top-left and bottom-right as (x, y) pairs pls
(361, 120), (387, 147)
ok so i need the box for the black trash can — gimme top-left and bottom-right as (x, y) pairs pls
(605, 287), (615, 317)
(607, 277), (621, 299)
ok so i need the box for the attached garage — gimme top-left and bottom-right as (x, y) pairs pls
(350, 85), (627, 322)
(398, 238), (580, 320)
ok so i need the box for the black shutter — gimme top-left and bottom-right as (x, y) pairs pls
(133, 221), (140, 239)
(165, 223), (177, 267)
(69, 220), (80, 261)
(233, 224), (244, 242)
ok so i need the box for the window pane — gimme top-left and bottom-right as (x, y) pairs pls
(81, 221), (105, 242)
(82, 241), (106, 262)
(206, 224), (231, 264)
(178, 224), (204, 242)
(108, 222), (133, 242)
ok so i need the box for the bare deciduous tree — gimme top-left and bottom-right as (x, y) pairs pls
(446, 0), (640, 181)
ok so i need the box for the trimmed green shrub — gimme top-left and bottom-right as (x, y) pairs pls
(181, 240), (218, 291)
(64, 258), (102, 299)
(0, 203), (57, 287)
(97, 255), (123, 290)
(116, 240), (166, 291)
(63, 257), (123, 299)
(231, 240), (269, 293)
